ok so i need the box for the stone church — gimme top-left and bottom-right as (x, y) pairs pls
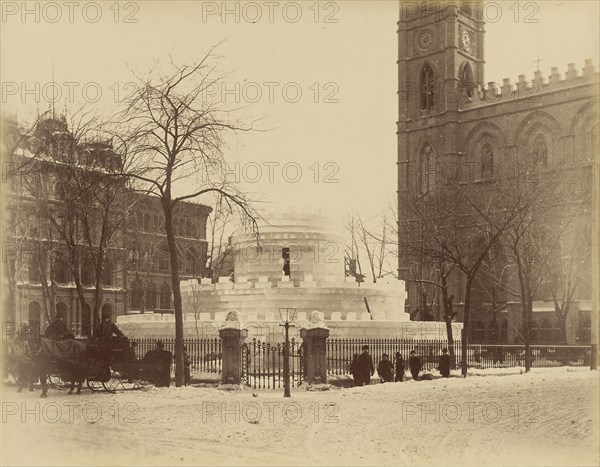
(396, 2), (598, 344)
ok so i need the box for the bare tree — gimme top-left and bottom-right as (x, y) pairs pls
(114, 55), (260, 386)
(548, 214), (592, 343)
(205, 194), (235, 282)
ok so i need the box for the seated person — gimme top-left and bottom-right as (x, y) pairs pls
(143, 340), (172, 387)
(95, 310), (124, 343)
(44, 311), (73, 341)
(93, 310), (125, 360)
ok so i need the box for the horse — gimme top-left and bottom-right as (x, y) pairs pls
(32, 337), (101, 398)
(4, 330), (40, 392)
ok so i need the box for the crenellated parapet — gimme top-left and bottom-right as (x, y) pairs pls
(462, 59), (598, 109)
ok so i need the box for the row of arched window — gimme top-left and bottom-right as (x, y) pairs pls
(414, 133), (552, 194)
(28, 255), (113, 287)
(129, 247), (202, 276)
(135, 212), (203, 238)
(470, 319), (564, 343)
(130, 282), (172, 310)
(419, 62), (475, 111)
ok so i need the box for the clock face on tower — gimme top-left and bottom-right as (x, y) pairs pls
(461, 29), (473, 53)
(415, 29), (435, 52)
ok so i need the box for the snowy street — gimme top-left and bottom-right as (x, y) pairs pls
(1, 368), (598, 466)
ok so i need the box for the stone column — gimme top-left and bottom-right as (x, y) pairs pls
(219, 313), (247, 385)
(300, 317), (330, 385)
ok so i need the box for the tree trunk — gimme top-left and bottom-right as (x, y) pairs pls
(163, 199), (184, 387)
(461, 276), (474, 377)
(441, 276), (456, 369)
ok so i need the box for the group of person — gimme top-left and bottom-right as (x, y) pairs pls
(350, 345), (452, 385)
(42, 310), (193, 387)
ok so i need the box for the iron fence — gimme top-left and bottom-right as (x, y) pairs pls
(242, 338), (304, 389)
(130, 337), (222, 373)
(327, 338), (460, 374)
(327, 338), (592, 374)
(467, 344), (592, 369)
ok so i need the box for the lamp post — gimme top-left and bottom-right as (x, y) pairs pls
(279, 307), (297, 397)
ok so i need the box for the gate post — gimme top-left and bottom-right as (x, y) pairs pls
(299, 312), (330, 385)
(219, 312), (247, 386)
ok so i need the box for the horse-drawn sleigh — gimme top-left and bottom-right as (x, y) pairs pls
(5, 332), (170, 397)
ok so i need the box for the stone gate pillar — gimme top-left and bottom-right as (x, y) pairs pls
(219, 312), (247, 385)
(300, 312), (330, 385)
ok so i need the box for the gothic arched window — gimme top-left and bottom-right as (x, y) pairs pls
(480, 143), (494, 179)
(103, 260), (113, 286)
(160, 283), (171, 309)
(136, 211), (144, 231)
(146, 282), (157, 310)
(130, 281), (143, 310)
(420, 64), (435, 111)
(418, 144), (436, 194)
(54, 256), (69, 284)
(532, 134), (548, 167)
(144, 213), (152, 232)
(460, 62), (474, 101)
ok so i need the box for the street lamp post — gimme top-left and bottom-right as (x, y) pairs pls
(278, 307), (297, 397)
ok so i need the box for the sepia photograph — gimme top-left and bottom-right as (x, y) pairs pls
(0, 1), (599, 466)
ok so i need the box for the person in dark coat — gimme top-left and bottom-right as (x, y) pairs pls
(183, 345), (191, 386)
(95, 310), (124, 344)
(144, 340), (172, 387)
(394, 352), (405, 382)
(356, 345), (374, 386)
(439, 348), (451, 377)
(377, 353), (394, 383)
(409, 350), (422, 381)
(44, 311), (72, 341)
(350, 353), (361, 386)
(93, 309), (125, 360)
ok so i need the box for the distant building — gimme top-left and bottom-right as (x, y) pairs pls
(2, 115), (211, 336)
(396, 2), (598, 343)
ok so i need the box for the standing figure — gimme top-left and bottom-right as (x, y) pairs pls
(350, 353), (361, 386)
(377, 353), (394, 383)
(394, 352), (405, 382)
(356, 345), (375, 386)
(183, 345), (191, 386)
(409, 350), (422, 381)
(439, 348), (451, 377)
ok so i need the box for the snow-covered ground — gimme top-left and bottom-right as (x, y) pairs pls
(1, 367), (598, 466)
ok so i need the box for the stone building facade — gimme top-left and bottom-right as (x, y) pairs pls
(2, 115), (211, 336)
(396, 3), (598, 343)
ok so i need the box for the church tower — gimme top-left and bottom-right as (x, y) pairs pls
(397, 1), (485, 283)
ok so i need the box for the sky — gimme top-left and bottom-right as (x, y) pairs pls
(1, 0), (599, 224)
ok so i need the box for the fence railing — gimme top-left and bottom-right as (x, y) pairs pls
(326, 338), (592, 374)
(467, 344), (592, 369)
(242, 338), (303, 389)
(327, 338), (460, 374)
(130, 337), (222, 374)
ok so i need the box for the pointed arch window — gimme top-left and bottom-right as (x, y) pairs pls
(460, 62), (474, 101)
(420, 64), (435, 111)
(131, 281), (143, 310)
(418, 144), (436, 194)
(143, 213), (152, 232)
(480, 143), (494, 179)
(532, 134), (548, 167)
(146, 282), (157, 310)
